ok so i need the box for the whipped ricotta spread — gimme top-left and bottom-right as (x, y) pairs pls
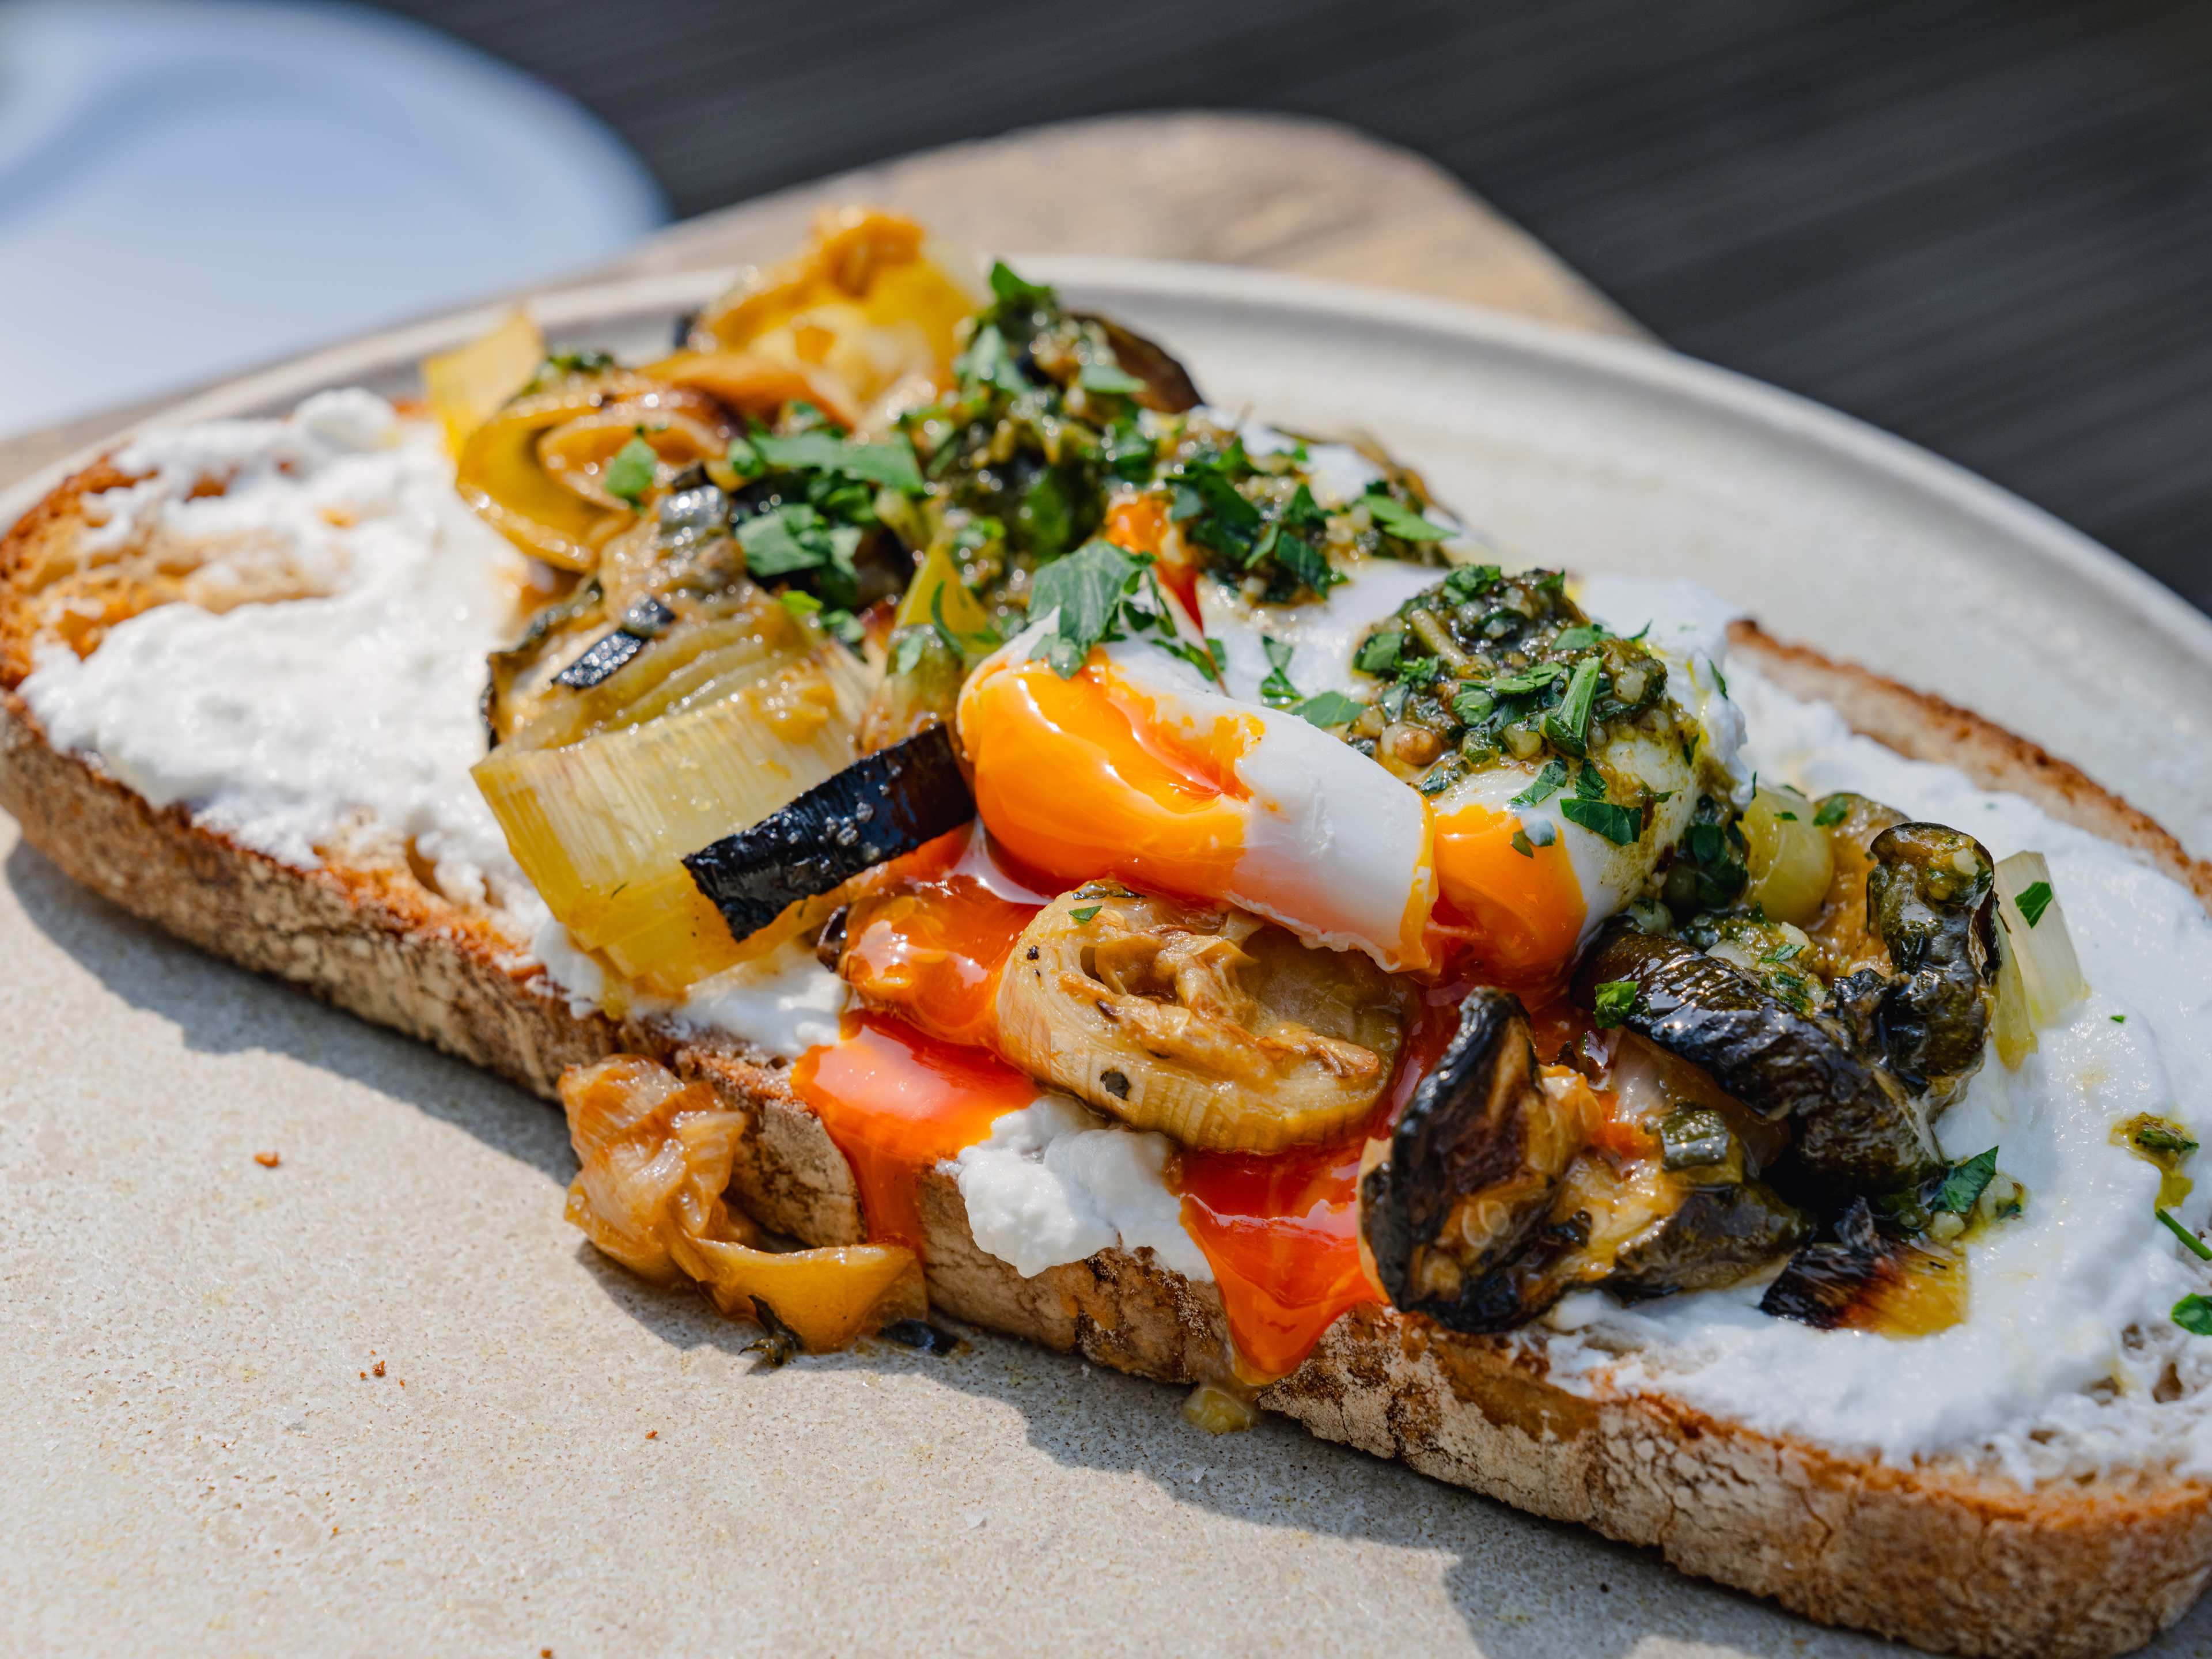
(20, 391), (546, 931)
(952, 1094), (1214, 1282)
(23, 392), (2212, 1480)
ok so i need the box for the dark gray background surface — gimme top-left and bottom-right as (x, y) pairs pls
(371, 0), (2212, 611)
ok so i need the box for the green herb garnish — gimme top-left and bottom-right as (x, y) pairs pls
(1354, 630), (1404, 676)
(2015, 880), (2055, 928)
(1069, 904), (1102, 925)
(738, 504), (863, 605)
(1933, 1147), (1998, 1215)
(751, 430), (925, 494)
(2174, 1294), (2212, 1335)
(1027, 539), (1146, 676)
(1592, 979), (1640, 1028)
(1560, 794), (1642, 846)
(1542, 657), (1602, 756)
(2159, 1207), (2212, 1261)
(1814, 796), (1850, 828)
(603, 434), (658, 506)
(1258, 636), (1302, 709)
(1510, 758), (1570, 808)
(1294, 690), (1364, 729)
(1363, 488), (1452, 542)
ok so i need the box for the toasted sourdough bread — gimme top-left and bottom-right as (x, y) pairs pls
(6, 456), (2212, 1659)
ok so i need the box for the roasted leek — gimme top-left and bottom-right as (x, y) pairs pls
(474, 632), (873, 995)
(994, 888), (1408, 1153)
(454, 369), (734, 570)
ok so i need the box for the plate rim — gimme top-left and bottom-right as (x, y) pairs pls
(8, 252), (2206, 673)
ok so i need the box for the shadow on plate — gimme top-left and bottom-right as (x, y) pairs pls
(2, 835), (575, 1185)
(571, 1243), (1927, 1659)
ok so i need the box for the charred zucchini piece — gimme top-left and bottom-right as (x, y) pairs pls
(1851, 822), (1997, 1109)
(1361, 991), (1592, 1331)
(684, 725), (975, 938)
(1078, 315), (1203, 414)
(1575, 919), (1942, 1190)
(1607, 1180), (1812, 1304)
(1759, 1197), (1966, 1336)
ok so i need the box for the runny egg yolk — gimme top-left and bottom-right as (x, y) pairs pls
(959, 652), (1262, 907)
(957, 646), (1600, 986)
(1426, 799), (1586, 993)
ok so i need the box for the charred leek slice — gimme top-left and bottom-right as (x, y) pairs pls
(1990, 851), (2088, 1067)
(474, 640), (873, 995)
(995, 889), (1408, 1153)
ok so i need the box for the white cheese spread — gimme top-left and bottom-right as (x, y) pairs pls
(951, 1093), (1214, 1282)
(20, 392), (545, 933)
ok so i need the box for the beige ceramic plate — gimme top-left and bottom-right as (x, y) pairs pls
(3, 263), (2206, 1658)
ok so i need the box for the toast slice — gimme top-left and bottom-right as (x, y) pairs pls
(5, 454), (2210, 1659)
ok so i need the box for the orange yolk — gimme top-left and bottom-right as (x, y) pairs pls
(961, 655), (1259, 902)
(838, 827), (1044, 1048)
(791, 1010), (1039, 1251)
(1427, 799), (1588, 997)
(1174, 982), (1467, 1383)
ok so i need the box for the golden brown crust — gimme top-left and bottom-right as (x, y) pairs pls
(5, 472), (2211, 1657)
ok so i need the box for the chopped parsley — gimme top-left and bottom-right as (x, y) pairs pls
(2015, 880), (2055, 928)
(1560, 793), (1643, 845)
(747, 429), (925, 494)
(1069, 904), (1102, 925)
(1355, 630), (1403, 676)
(1543, 657), (1602, 756)
(2174, 1294), (2212, 1336)
(1591, 979), (1640, 1028)
(1258, 636), (1302, 709)
(1362, 486), (1452, 541)
(1509, 758), (1570, 808)
(1813, 796), (1851, 828)
(1932, 1147), (1998, 1215)
(604, 434), (658, 506)
(1294, 690), (1364, 728)
(1028, 539), (1146, 676)
(738, 505), (863, 605)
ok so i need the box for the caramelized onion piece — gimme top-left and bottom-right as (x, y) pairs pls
(561, 1056), (923, 1351)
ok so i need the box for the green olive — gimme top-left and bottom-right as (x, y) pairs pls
(1740, 787), (1834, 925)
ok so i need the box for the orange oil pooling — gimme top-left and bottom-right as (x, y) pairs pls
(838, 824), (1046, 1048)
(1175, 982), (1467, 1384)
(1426, 800), (1587, 998)
(791, 1010), (1039, 1252)
(959, 654), (1259, 902)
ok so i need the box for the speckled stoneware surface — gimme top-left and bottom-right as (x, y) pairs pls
(5, 264), (2210, 1657)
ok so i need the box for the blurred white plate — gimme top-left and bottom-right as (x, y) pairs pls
(8, 255), (2206, 848)
(0, 0), (664, 436)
